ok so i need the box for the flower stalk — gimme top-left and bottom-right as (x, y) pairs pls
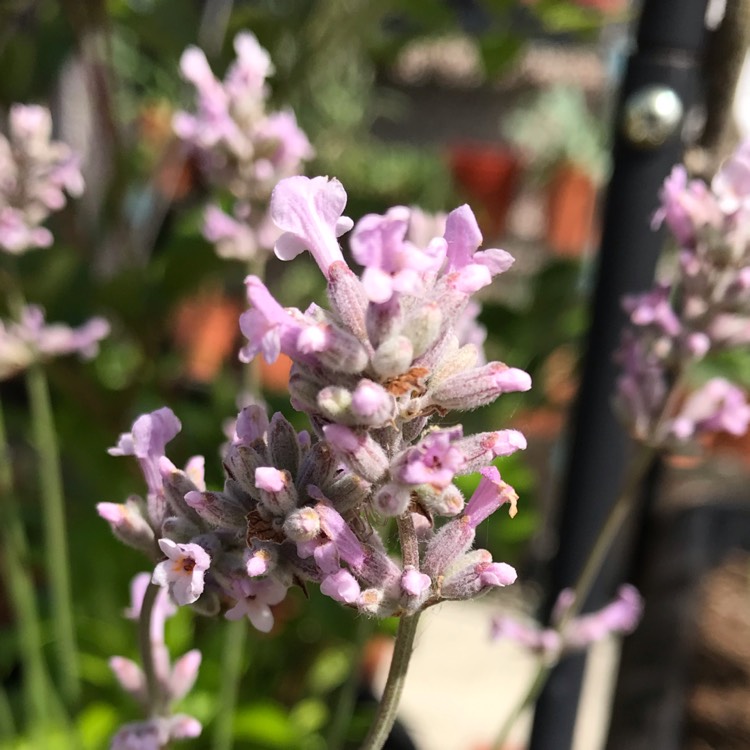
(26, 361), (80, 703)
(211, 619), (247, 750)
(360, 612), (421, 750)
(0, 397), (50, 733)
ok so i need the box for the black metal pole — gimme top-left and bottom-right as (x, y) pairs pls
(528, 2), (709, 748)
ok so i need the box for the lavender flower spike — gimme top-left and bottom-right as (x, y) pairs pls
(270, 176), (354, 276)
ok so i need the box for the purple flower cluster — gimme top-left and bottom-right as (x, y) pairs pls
(615, 142), (750, 446)
(101, 175), (531, 632)
(0, 104), (83, 255)
(491, 584), (643, 657)
(0, 304), (109, 380)
(173, 32), (313, 261)
(109, 573), (202, 749)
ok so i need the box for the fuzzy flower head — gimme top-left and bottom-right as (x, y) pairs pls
(152, 539), (211, 606)
(617, 139), (750, 447)
(0, 305), (109, 380)
(173, 32), (312, 205)
(0, 104), (84, 254)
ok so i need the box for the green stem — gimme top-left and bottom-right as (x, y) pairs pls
(0, 683), (15, 739)
(138, 582), (163, 716)
(211, 618), (247, 750)
(0, 396), (50, 732)
(25, 364), (79, 703)
(326, 616), (375, 750)
(359, 613), (421, 750)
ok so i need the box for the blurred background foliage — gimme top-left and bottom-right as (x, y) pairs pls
(0, 0), (625, 746)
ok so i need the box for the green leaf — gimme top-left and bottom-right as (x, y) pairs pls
(306, 647), (351, 695)
(289, 697), (328, 735)
(232, 702), (298, 747)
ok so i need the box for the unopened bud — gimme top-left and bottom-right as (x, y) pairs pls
(184, 490), (247, 528)
(322, 424), (389, 483)
(373, 483), (412, 516)
(317, 386), (354, 420)
(351, 380), (396, 426)
(431, 362), (531, 411)
(372, 335), (414, 379)
(268, 413), (302, 475)
(254, 467), (298, 515)
(283, 507), (321, 541)
(97, 498), (156, 557)
(404, 303), (443, 357)
(327, 261), (371, 346)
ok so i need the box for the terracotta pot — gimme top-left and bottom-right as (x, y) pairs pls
(546, 162), (598, 257)
(173, 289), (242, 382)
(448, 143), (522, 236)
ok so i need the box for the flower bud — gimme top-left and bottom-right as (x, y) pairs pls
(254, 467), (298, 515)
(327, 261), (371, 346)
(440, 549), (516, 600)
(97, 498), (156, 557)
(323, 473), (372, 514)
(373, 483), (412, 516)
(416, 483), (464, 517)
(430, 362), (532, 411)
(296, 442), (338, 498)
(268, 412), (302, 475)
(245, 545), (277, 576)
(222, 444), (265, 499)
(298, 323), (369, 374)
(283, 507), (321, 541)
(404, 303), (442, 357)
(366, 297), (404, 349)
(317, 386), (354, 420)
(161, 515), (201, 542)
(322, 424), (389, 482)
(320, 569), (361, 603)
(371, 335), (414, 379)
(184, 490), (247, 528)
(351, 380), (396, 426)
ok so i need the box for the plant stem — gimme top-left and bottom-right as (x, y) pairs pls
(359, 613), (421, 750)
(25, 363), (80, 703)
(326, 616), (376, 750)
(138, 582), (163, 715)
(0, 683), (15, 739)
(211, 618), (247, 750)
(0, 397), (50, 733)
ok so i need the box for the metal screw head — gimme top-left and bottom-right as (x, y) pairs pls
(621, 85), (684, 149)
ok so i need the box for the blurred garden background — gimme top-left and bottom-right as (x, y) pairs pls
(3, 0), (750, 748)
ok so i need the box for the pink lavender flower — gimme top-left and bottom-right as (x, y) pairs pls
(350, 206), (445, 303)
(109, 407), (181, 504)
(225, 577), (288, 632)
(202, 204), (259, 260)
(110, 715), (202, 750)
(616, 140), (750, 447)
(394, 427), (466, 489)
(0, 305), (109, 380)
(670, 378), (750, 441)
(270, 176), (353, 276)
(152, 539), (211, 606)
(492, 585), (643, 655)
(0, 104), (83, 255)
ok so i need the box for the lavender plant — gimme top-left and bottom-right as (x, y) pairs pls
(0, 103), (106, 707)
(490, 140), (750, 749)
(100, 174), (532, 747)
(174, 32), (314, 263)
